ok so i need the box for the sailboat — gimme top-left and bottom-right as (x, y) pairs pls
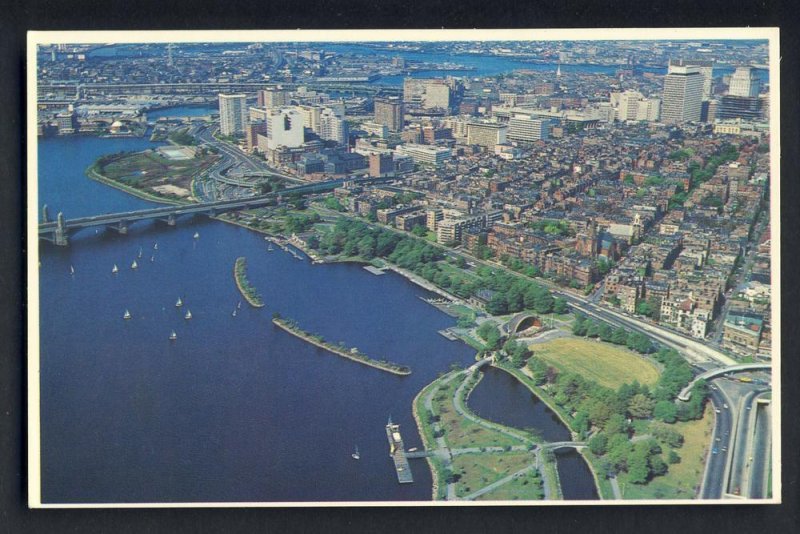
(123, 309), (131, 320)
(232, 309), (238, 317)
(193, 231), (200, 239)
(69, 265), (75, 275)
(112, 264), (119, 274)
(131, 259), (138, 269)
(351, 445), (360, 460)
(137, 246), (143, 258)
(153, 243), (158, 250)
(169, 330), (177, 341)
(184, 309), (192, 320)
(175, 297), (183, 307)
(150, 255), (155, 262)
(268, 242), (274, 251)
(237, 301), (242, 310)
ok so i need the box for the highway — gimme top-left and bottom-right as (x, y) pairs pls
(700, 384), (734, 499)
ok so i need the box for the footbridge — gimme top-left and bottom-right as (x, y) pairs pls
(39, 176), (392, 246)
(677, 363), (771, 401)
(540, 441), (587, 451)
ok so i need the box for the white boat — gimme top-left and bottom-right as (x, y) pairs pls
(70, 265), (75, 275)
(351, 446), (360, 460)
(131, 260), (138, 269)
(237, 301), (242, 310)
(176, 297), (183, 307)
(123, 309), (131, 320)
(150, 255), (155, 262)
(112, 264), (119, 274)
(268, 243), (274, 251)
(408, 447), (418, 452)
(169, 330), (177, 340)
(153, 243), (158, 250)
(193, 232), (200, 239)
(137, 247), (143, 258)
(232, 309), (237, 317)
(185, 309), (192, 320)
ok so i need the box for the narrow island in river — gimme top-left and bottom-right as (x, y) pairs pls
(272, 316), (412, 376)
(234, 257), (265, 307)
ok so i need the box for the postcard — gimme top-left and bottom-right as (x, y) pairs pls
(27, 28), (780, 507)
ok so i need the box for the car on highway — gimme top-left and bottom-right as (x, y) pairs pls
(723, 403), (729, 409)
(712, 447), (719, 454)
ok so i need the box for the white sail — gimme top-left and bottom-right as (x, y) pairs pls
(185, 310), (192, 320)
(176, 298), (183, 307)
(112, 264), (118, 273)
(123, 309), (131, 320)
(131, 260), (138, 269)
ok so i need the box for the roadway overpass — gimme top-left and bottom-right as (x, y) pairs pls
(677, 363), (772, 401)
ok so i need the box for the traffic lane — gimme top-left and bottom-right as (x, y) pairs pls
(726, 387), (766, 496)
(702, 387), (733, 499)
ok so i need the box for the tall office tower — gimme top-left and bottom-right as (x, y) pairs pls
(661, 66), (704, 124)
(266, 108), (305, 150)
(374, 97), (404, 132)
(728, 66), (761, 97)
(318, 108), (349, 144)
(670, 59), (714, 100)
(507, 116), (551, 143)
(258, 88), (290, 108)
(617, 90), (645, 121)
(218, 94), (248, 136)
(466, 122), (507, 148)
(422, 82), (450, 110)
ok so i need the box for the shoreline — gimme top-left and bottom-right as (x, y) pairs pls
(272, 318), (411, 376)
(86, 162), (193, 207)
(233, 257), (265, 308)
(412, 380), (444, 500)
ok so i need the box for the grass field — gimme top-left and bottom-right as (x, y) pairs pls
(433, 378), (523, 450)
(530, 337), (660, 389)
(619, 404), (714, 500)
(451, 452), (535, 498)
(473, 467), (544, 501)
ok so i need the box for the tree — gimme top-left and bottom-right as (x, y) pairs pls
(627, 448), (650, 484)
(667, 450), (681, 464)
(572, 314), (587, 336)
(649, 454), (668, 477)
(527, 356), (548, 385)
(627, 393), (655, 419)
(411, 225), (427, 237)
(604, 413), (629, 435)
(611, 327), (629, 345)
(654, 401), (678, 423)
(553, 297), (568, 314)
(588, 433), (608, 456)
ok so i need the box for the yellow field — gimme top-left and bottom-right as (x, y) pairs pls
(530, 337), (660, 389)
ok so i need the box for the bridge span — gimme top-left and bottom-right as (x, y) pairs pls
(39, 176), (392, 246)
(677, 363), (772, 401)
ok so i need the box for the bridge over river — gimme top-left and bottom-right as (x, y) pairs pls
(39, 175), (393, 246)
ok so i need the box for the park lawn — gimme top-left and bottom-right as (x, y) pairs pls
(432, 379), (524, 450)
(531, 337), (660, 389)
(473, 468), (544, 501)
(451, 452), (535, 498)
(619, 404), (714, 500)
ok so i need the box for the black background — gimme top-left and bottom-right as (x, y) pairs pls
(1, 1), (797, 532)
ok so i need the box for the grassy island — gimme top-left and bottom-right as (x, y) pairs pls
(234, 257), (265, 308)
(272, 316), (411, 376)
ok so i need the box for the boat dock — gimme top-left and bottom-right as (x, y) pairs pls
(385, 418), (414, 484)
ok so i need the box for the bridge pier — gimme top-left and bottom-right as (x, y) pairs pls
(53, 212), (69, 246)
(107, 220), (129, 234)
(157, 214), (177, 226)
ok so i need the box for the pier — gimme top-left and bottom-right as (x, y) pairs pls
(386, 418), (414, 484)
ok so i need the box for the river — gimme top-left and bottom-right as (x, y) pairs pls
(36, 133), (478, 503)
(467, 367), (599, 500)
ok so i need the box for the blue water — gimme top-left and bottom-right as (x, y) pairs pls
(37, 135), (477, 503)
(467, 367), (571, 442)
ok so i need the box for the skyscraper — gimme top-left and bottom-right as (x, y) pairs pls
(661, 66), (704, 124)
(728, 66), (761, 97)
(669, 59), (714, 100)
(218, 93), (248, 137)
(374, 97), (404, 132)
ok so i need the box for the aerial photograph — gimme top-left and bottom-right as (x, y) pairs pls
(28, 29), (778, 506)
